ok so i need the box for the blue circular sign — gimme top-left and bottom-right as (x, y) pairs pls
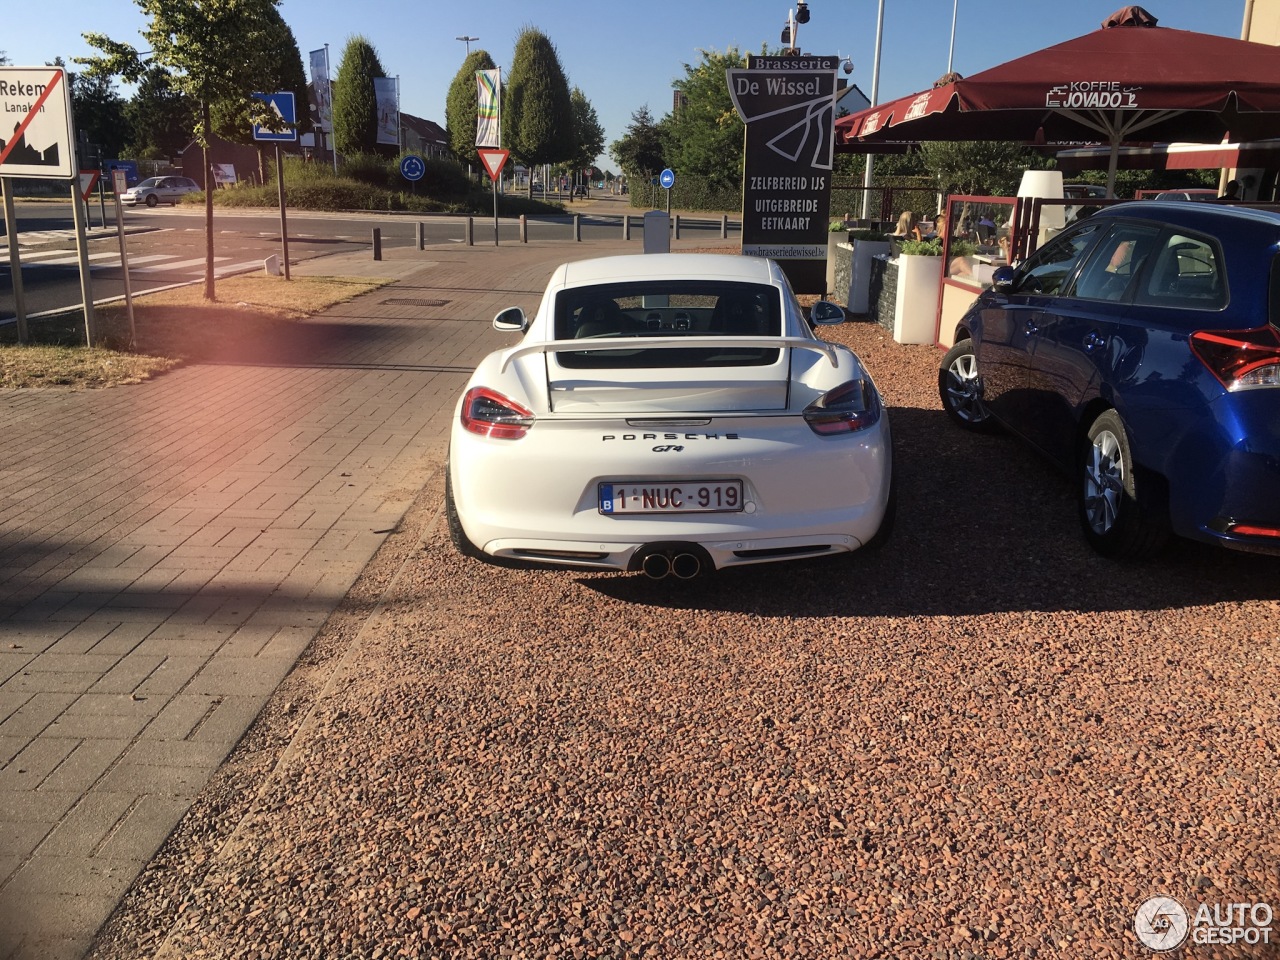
(400, 155), (425, 182)
(659, 168), (676, 189)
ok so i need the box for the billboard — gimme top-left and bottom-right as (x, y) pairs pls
(0, 67), (76, 179)
(309, 48), (332, 134)
(374, 77), (399, 147)
(728, 55), (838, 293)
(476, 69), (501, 148)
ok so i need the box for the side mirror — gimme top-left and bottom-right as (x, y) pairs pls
(809, 300), (847, 326)
(493, 307), (528, 333)
(991, 265), (1016, 293)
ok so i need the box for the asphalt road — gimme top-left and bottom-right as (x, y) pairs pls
(1, 199), (740, 321)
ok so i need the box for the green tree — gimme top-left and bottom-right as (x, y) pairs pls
(662, 47), (747, 190)
(211, 7), (309, 148)
(609, 105), (666, 184)
(125, 64), (196, 160)
(919, 141), (1047, 197)
(503, 27), (573, 191)
(332, 35), (389, 158)
(567, 87), (605, 181)
(80, 0), (290, 300)
(445, 49), (498, 169)
(69, 69), (131, 160)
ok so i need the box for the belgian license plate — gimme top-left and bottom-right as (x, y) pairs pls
(598, 481), (743, 515)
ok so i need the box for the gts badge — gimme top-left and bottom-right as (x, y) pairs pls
(652, 445), (684, 453)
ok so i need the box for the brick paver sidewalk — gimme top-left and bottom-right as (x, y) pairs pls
(0, 233), (732, 960)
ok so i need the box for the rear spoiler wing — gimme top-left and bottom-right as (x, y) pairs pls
(498, 337), (841, 373)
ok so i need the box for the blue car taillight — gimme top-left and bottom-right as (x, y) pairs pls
(460, 387), (534, 439)
(1190, 326), (1280, 390)
(803, 379), (882, 435)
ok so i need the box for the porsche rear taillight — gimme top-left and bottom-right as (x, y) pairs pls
(803, 380), (882, 435)
(1190, 326), (1280, 390)
(460, 387), (534, 439)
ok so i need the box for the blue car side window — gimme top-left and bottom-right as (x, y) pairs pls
(1134, 233), (1227, 309)
(1014, 221), (1107, 296)
(1072, 224), (1162, 302)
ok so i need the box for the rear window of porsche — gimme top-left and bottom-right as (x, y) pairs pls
(553, 280), (782, 368)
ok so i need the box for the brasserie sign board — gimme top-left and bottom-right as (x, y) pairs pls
(0, 67), (76, 179)
(728, 55), (838, 293)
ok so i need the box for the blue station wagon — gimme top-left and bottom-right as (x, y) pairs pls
(939, 202), (1280, 558)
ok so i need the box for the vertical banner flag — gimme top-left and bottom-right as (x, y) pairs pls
(374, 77), (399, 147)
(476, 69), (501, 148)
(309, 48), (332, 134)
(727, 55), (838, 294)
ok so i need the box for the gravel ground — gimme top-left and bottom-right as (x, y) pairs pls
(89, 321), (1280, 960)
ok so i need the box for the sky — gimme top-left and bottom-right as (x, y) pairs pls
(0, 0), (1248, 171)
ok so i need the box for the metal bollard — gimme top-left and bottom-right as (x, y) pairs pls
(573, 214), (581, 242)
(372, 227), (382, 261)
(519, 214), (528, 243)
(465, 217), (473, 246)
(721, 214), (728, 239)
(674, 214), (681, 240)
(417, 222), (425, 251)
(623, 214), (630, 240)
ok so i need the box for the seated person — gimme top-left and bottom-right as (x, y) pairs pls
(893, 210), (918, 237)
(916, 212), (947, 242)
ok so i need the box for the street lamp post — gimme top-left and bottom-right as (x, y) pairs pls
(456, 35), (479, 56)
(947, 0), (959, 74)
(779, 0), (809, 54)
(860, 0), (886, 221)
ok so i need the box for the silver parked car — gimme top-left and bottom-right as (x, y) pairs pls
(121, 176), (201, 207)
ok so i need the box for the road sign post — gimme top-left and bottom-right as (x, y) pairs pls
(2, 67), (93, 344)
(70, 179), (96, 347)
(0, 178), (27, 343)
(110, 168), (136, 346)
(400, 155), (424, 199)
(252, 93), (297, 280)
(660, 168), (675, 216)
(276, 146), (291, 280)
(477, 149), (510, 247)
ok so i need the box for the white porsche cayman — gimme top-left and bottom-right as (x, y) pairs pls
(446, 253), (893, 579)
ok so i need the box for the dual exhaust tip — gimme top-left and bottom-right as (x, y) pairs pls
(640, 549), (703, 580)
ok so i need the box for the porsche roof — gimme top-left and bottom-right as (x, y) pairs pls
(558, 254), (781, 287)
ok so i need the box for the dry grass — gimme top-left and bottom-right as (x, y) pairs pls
(0, 346), (179, 389)
(0, 274), (389, 390)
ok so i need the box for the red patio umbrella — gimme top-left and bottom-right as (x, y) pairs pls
(835, 6), (1280, 194)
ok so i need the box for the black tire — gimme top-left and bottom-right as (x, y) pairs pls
(938, 339), (998, 432)
(144, 194), (159, 208)
(1078, 409), (1169, 559)
(444, 464), (488, 562)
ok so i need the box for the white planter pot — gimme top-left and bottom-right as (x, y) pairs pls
(893, 254), (944, 345)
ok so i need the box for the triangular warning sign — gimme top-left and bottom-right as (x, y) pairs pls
(478, 148), (509, 182)
(77, 169), (101, 202)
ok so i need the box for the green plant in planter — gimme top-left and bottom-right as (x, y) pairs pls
(829, 220), (849, 232)
(899, 238), (943, 256)
(900, 237), (981, 257)
(849, 229), (891, 242)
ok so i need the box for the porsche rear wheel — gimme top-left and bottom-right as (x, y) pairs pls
(444, 464), (486, 561)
